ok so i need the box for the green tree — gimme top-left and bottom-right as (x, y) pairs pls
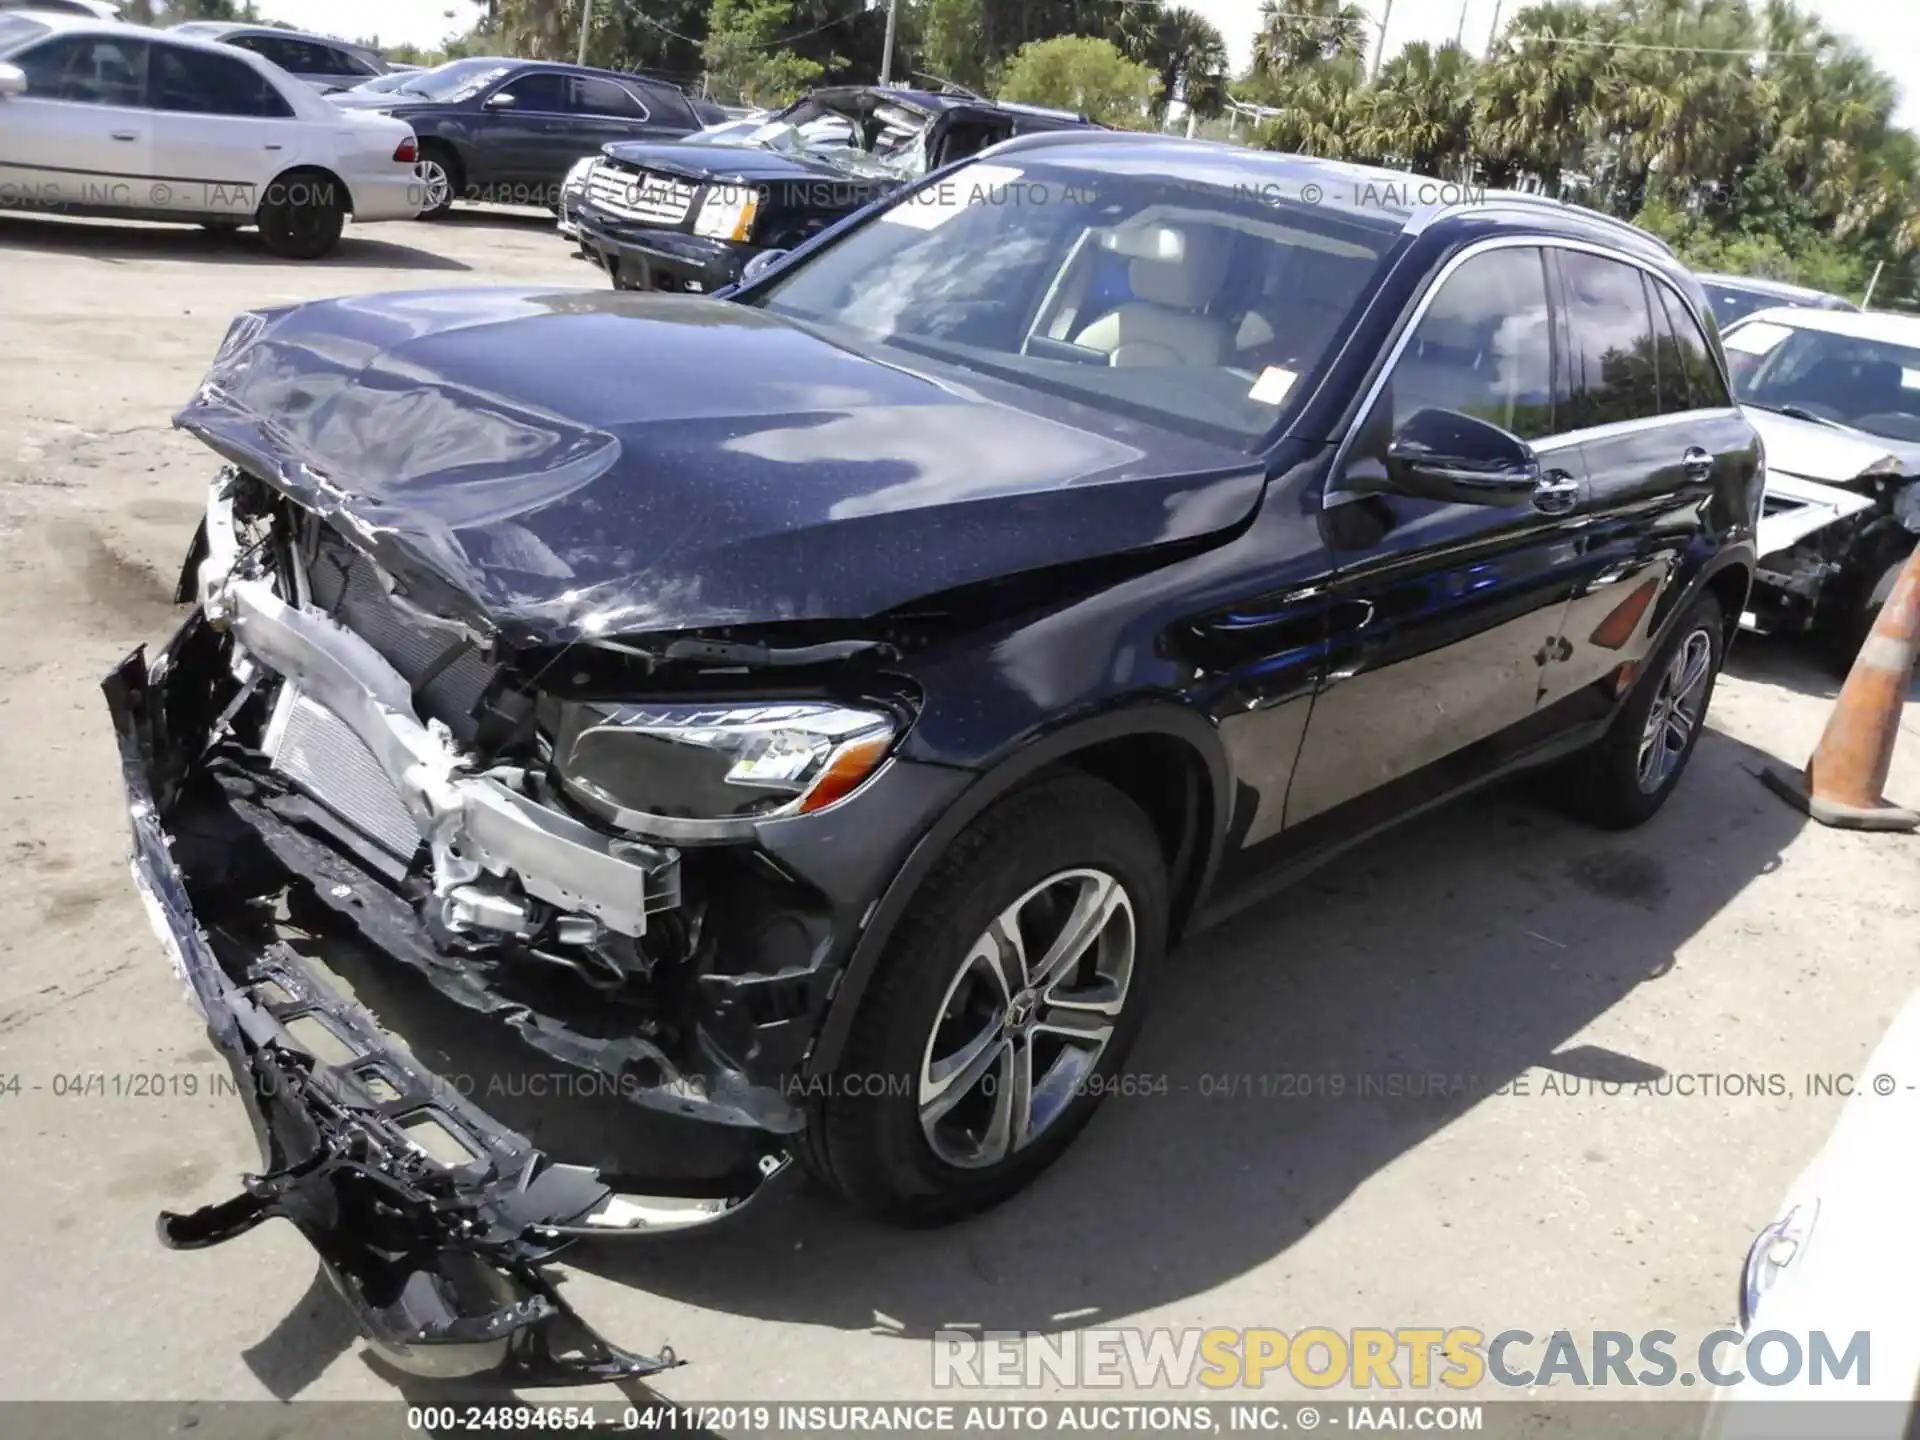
(998, 34), (1156, 127)
(914, 0), (987, 92)
(1354, 40), (1478, 176)
(1118, 3), (1229, 122)
(1251, 0), (1369, 77)
(1251, 53), (1366, 158)
(703, 0), (832, 106)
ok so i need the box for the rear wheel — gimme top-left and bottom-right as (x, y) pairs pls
(1560, 592), (1725, 829)
(256, 173), (345, 260)
(413, 145), (459, 219)
(812, 772), (1167, 1225)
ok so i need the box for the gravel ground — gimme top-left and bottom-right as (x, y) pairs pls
(0, 207), (1916, 1416)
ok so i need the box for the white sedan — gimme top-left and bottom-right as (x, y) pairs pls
(0, 10), (421, 258)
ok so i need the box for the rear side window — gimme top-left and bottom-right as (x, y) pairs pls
(571, 76), (646, 118)
(325, 47), (380, 78)
(13, 34), (147, 106)
(150, 44), (293, 118)
(1560, 251), (1661, 429)
(1654, 283), (1732, 410)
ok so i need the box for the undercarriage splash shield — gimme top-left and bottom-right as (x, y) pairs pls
(104, 643), (789, 1386)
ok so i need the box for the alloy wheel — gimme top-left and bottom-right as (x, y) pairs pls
(1636, 626), (1715, 794)
(415, 159), (452, 213)
(918, 869), (1136, 1170)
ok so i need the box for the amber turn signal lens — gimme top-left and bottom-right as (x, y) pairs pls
(797, 736), (892, 813)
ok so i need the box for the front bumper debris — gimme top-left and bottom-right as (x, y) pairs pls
(105, 644), (791, 1385)
(575, 213), (750, 294)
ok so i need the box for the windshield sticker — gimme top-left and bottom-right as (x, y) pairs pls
(1902, 368), (1920, 390)
(1249, 366), (1299, 405)
(1723, 321), (1794, 356)
(882, 163), (1027, 230)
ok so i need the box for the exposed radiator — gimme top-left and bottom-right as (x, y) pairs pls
(266, 685), (422, 864)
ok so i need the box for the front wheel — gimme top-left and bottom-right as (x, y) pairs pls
(1559, 592), (1725, 829)
(812, 772), (1168, 1225)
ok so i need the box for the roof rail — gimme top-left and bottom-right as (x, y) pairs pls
(1408, 190), (1675, 257)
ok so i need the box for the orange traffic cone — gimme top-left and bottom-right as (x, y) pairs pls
(1763, 542), (1920, 830)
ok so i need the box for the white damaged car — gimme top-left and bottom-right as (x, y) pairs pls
(1725, 307), (1920, 666)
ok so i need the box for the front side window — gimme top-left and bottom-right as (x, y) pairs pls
(497, 72), (566, 111)
(1728, 323), (1920, 443)
(1561, 251), (1661, 430)
(150, 44), (292, 118)
(753, 158), (1396, 447)
(13, 34), (147, 106)
(1353, 247), (1559, 452)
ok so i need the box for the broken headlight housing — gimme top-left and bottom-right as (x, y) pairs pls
(693, 184), (760, 243)
(550, 700), (896, 841)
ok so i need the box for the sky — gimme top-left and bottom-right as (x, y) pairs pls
(259, 0), (1920, 129)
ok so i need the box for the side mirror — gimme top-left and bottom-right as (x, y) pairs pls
(740, 248), (789, 286)
(483, 90), (517, 109)
(1383, 407), (1541, 506)
(0, 63), (26, 99)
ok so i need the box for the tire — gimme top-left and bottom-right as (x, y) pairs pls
(1559, 592), (1725, 830)
(413, 145), (459, 220)
(255, 173), (345, 260)
(812, 771), (1169, 1226)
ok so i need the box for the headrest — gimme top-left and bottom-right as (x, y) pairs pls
(1113, 225), (1233, 311)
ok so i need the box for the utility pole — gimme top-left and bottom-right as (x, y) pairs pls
(1485, 0), (1504, 56)
(880, 0), (899, 85)
(1864, 260), (1886, 309)
(1454, 0), (1470, 48)
(577, 0), (594, 67)
(1370, 0), (1395, 80)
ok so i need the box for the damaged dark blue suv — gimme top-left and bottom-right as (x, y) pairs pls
(106, 133), (1760, 1381)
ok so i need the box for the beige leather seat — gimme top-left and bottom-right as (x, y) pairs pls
(1075, 226), (1236, 368)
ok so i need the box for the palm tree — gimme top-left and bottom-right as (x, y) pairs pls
(1118, 4), (1230, 121)
(1471, 1), (1620, 195)
(1251, 0), (1369, 78)
(1355, 41), (1478, 177)
(1253, 53), (1367, 159)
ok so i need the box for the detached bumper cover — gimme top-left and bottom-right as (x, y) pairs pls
(104, 643), (786, 1384)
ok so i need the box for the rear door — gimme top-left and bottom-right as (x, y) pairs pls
(1283, 243), (1584, 833)
(559, 75), (658, 183)
(0, 32), (152, 208)
(1536, 248), (1757, 718)
(145, 42), (302, 218)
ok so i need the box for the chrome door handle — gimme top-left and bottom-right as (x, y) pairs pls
(1682, 446), (1714, 480)
(264, 143), (283, 151)
(110, 130), (139, 142)
(1532, 469), (1581, 515)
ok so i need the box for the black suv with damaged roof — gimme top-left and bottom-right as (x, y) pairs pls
(107, 133), (1759, 1381)
(573, 85), (1096, 293)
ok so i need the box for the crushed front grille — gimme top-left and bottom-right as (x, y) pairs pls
(587, 163), (700, 227)
(302, 524), (497, 741)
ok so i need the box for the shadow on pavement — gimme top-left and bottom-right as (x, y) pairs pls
(565, 725), (1805, 1337)
(1727, 627), (1919, 701)
(0, 214), (472, 270)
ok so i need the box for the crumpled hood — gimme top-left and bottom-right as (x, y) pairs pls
(175, 287), (1265, 645)
(1745, 407), (1920, 484)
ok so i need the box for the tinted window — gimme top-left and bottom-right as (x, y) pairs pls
(13, 34), (146, 106)
(1364, 248), (1560, 447)
(571, 76), (645, 117)
(1654, 284), (1731, 410)
(150, 44), (292, 117)
(325, 47), (379, 78)
(1699, 282), (1775, 329)
(1561, 252), (1661, 429)
(498, 72), (566, 110)
(249, 36), (341, 76)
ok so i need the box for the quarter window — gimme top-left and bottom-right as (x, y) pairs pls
(13, 34), (147, 106)
(1360, 247), (1560, 452)
(1560, 251), (1661, 429)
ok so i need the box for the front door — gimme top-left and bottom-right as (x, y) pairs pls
(0, 32), (152, 210)
(1284, 244), (1584, 834)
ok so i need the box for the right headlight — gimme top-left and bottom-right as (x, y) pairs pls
(693, 183), (761, 242)
(549, 699), (897, 841)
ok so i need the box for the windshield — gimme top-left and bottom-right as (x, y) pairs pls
(710, 97), (930, 178)
(753, 157), (1396, 448)
(1727, 321), (1920, 443)
(1699, 282), (1789, 329)
(392, 58), (513, 102)
(353, 71), (413, 93)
